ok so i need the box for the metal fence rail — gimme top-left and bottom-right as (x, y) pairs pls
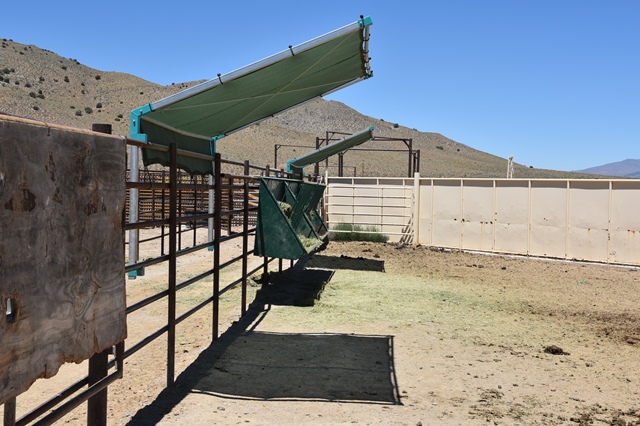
(6, 138), (293, 425)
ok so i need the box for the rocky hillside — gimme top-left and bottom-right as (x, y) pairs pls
(0, 38), (603, 179)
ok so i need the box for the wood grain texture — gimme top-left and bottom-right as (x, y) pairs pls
(0, 117), (126, 405)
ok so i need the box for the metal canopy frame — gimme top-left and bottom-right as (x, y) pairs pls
(286, 126), (374, 177)
(274, 131), (420, 178)
(322, 131), (419, 178)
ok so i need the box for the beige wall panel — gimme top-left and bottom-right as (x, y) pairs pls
(431, 180), (462, 247)
(609, 182), (640, 264)
(569, 228), (609, 261)
(418, 182), (433, 245)
(494, 181), (529, 253)
(530, 182), (567, 258)
(328, 177), (640, 265)
(461, 180), (494, 251)
(0, 118), (126, 404)
(495, 223), (529, 253)
(567, 182), (610, 261)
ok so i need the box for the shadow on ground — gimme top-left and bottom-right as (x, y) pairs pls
(193, 330), (400, 403)
(306, 254), (385, 272)
(126, 265), (400, 425)
(255, 266), (334, 306)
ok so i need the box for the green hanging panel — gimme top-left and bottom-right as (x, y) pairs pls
(254, 177), (327, 260)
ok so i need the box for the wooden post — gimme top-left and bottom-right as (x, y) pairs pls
(87, 349), (109, 426)
(3, 398), (16, 426)
(86, 124), (112, 426)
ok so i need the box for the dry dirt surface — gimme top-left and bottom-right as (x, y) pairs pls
(14, 240), (640, 425)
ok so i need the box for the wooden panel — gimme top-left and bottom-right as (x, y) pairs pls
(0, 117), (126, 405)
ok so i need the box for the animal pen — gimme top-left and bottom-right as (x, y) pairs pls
(0, 114), (298, 425)
(1, 15), (374, 425)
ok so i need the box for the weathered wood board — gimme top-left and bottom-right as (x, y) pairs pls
(0, 116), (127, 405)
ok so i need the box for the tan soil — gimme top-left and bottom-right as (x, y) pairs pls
(13, 237), (640, 425)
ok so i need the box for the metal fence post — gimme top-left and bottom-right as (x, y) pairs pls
(128, 147), (140, 278)
(262, 166), (270, 281)
(208, 174), (214, 250)
(167, 143), (177, 387)
(213, 154), (222, 340)
(86, 124), (112, 426)
(241, 161), (250, 316)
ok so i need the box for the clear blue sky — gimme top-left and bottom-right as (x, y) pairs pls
(2, 1), (638, 172)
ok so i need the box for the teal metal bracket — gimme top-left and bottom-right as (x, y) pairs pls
(286, 158), (305, 179)
(358, 16), (373, 28)
(127, 267), (145, 278)
(210, 134), (224, 156)
(130, 103), (153, 143)
(286, 158), (298, 174)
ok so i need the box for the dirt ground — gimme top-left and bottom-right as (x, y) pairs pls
(13, 236), (640, 425)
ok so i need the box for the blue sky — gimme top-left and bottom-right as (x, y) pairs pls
(2, 1), (638, 172)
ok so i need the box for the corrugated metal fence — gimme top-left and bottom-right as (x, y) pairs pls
(325, 175), (640, 266)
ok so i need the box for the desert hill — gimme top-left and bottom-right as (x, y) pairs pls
(0, 38), (604, 179)
(575, 159), (640, 178)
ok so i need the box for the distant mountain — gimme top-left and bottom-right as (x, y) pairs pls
(575, 159), (640, 178)
(0, 38), (606, 179)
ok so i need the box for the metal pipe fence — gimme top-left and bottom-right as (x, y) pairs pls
(6, 137), (290, 425)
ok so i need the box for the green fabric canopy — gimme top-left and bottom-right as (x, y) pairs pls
(131, 16), (373, 175)
(287, 126), (374, 176)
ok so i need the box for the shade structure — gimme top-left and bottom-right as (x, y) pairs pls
(131, 16), (373, 175)
(287, 126), (374, 176)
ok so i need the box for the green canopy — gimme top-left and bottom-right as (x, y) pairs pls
(287, 126), (374, 176)
(131, 16), (373, 175)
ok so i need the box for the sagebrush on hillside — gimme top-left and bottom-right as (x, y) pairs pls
(0, 39), (607, 179)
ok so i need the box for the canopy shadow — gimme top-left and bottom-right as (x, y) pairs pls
(192, 331), (401, 404)
(306, 254), (385, 272)
(126, 304), (401, 425)
(255, 266), (334, 306)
